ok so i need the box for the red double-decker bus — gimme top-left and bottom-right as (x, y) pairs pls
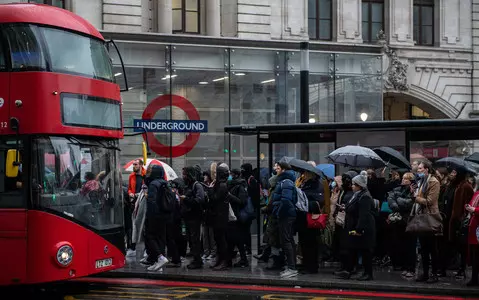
(0, 4), (126, 285)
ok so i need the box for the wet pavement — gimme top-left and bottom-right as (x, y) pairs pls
(2, 277), (475, 300)
(100, 242), (479, 297)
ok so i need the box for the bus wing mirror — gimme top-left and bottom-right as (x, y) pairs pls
(107, 39), (129, 92)
(6, 149), (20, 178)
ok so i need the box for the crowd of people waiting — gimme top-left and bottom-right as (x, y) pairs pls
(122, 157), (479, 286)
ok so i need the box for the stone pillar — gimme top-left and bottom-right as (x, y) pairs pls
(336, 0), (362, 43)
(206, 0), (221, 36)
(440, 0), (472, 48)
(158, 0), (172, 34)
(388, 0), (414, 46)
(70, 0), (102, 30)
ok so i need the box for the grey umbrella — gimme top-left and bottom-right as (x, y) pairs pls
(279, 156), (324, 177)
(434, 157), (477, 175)
(326, 145), (386, 169)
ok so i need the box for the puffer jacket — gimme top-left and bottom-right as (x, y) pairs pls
(271, 170), (297, 219)
(387, 185), (414, 219)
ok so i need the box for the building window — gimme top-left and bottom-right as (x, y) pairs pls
(413, 0), (434, 46)
(28, 0), (65, 8)
(410, 105), (430, 119)
(362, 0), (384, 43)
(308, 0), (332, 40)
(173, 0), (200, 34)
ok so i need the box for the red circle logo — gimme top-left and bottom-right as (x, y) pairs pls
(142, 94), (200, 158)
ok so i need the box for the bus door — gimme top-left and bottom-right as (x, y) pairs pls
(0, 30), (9, 134)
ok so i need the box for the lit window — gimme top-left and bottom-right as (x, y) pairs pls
(362, 0), (384, 43)
(173, 0), (200, 34)
(411, 105), (430, 119)
(414, 0), (434, 46)
(308, 0), (332, 41)
(28, 0), (65, 8)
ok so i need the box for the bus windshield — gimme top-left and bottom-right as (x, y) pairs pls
(32, 137), (123, 231)
(5, 24), (114, 82)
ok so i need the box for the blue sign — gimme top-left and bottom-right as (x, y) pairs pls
(134, 119), (208, 133)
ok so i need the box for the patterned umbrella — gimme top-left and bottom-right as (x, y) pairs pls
(123, 158), (178, 180)
(326, 145), (385, 169)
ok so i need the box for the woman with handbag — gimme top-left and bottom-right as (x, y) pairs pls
(297, 171), (324, 274)
(409, 161), (441, 283)
(465, 190), (479, 286)
(387, 172), (416, 278)
(336, 173), (376, 281)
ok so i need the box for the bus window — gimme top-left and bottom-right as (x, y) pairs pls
(0, 141), (25, 208)
(0, 37), (5, 70)
(40, 27), (114, 82)
(4, 25), (47, 71)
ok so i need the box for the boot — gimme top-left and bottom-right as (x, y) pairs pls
(213, 261), (230, 271)
(357, 273), (373, 281)
(266, 255), (283, 270)
(234, 258), (249, 268)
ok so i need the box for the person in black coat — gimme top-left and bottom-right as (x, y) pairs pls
(337, 173), (377, 281)
(227, 169), (249, 267)
(387, 172), (416, 276)
(297, 171), (323, 274)
(207, 164), (230, 271)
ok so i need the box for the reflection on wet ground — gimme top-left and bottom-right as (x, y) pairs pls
(1, 279), (471, 300)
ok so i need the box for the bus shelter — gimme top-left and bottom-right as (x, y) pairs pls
(225, 119), (479, 251)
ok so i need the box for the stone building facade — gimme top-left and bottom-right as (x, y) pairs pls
(2, 0), (478, 170)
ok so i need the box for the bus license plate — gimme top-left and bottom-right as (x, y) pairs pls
(95, 258), (112, 269)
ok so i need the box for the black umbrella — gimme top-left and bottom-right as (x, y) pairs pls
(466, 152), (479, 165)
(326, 145), (385, 169)
(373, 147), (411, 170)
(434, 157), (477, 175)
(279, 156), (324, 178)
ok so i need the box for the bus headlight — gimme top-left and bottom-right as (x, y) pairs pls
(56, 245), (73, 267)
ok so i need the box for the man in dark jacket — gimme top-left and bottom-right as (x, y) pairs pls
(241, 163), (258, 254)
(227, 169), (249, 267)
(181, 166), (205, 269)
(271, 162), (298, 278)
(144, 165), (171, 271)
(208, 164), (230, 270)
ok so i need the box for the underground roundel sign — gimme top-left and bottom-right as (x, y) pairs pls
(134, 94), (208, 157)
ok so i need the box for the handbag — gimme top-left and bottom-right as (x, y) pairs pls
(405, 204), (443, 235)
(307, 202), (328, 229)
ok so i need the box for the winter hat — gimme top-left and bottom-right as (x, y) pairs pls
(352, 173), (368, 189)
(219, 163), (229, 171)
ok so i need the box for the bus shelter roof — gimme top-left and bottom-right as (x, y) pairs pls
(224, 119), (479, 144)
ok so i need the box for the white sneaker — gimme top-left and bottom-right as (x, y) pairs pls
(126, 249), (136, 257)
(147, 255), (169, 271)
(201, 254), (208, 260)
(143, 250), (148, 258)
(280, 268), (298, 278)
(206, 254), (216, 260)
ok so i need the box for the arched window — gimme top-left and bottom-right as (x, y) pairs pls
(173, 0), (200, 34)
(308, 0), (332, 41)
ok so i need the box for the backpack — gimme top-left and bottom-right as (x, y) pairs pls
(158, 182), (176, 213)
(192, 181), (206, 206)
(239, 186), (256, 223)
(295, 188), (309, 212)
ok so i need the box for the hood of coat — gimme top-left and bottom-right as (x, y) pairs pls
(277, 170), (296, 182)
(269, 175), (279, 189)
(241, 163), (253, 178)
(183, 166), (197, 185)
(149, 165), (165, 181)
(216, 165), (230, 182)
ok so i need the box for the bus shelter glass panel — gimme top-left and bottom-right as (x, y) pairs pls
(169, 45), (228, 175)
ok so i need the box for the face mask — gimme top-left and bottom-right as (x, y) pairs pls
(417, 173), (425, 179)
(228, 175), (233, 181)
(331, 181), (336, 189)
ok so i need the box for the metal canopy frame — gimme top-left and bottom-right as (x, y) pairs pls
(225, 118), (479, 253)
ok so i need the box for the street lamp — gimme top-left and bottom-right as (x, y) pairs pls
(360, 113), (368, 122)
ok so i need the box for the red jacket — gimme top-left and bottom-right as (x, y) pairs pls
(128, 168), (146, 195)
(467, 191), (479, 245)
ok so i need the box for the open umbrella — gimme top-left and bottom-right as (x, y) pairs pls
(373, 147), (411, 170)
(123, 158), (178, 180)
(466, 152), (479, 165)
(434, 157), (477, 175)
(279, 156), (324, 178)
(326, 145), (385, 169)
(316, 164), (335, 179)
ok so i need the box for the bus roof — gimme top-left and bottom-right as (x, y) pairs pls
(0, 3), (104, 40)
